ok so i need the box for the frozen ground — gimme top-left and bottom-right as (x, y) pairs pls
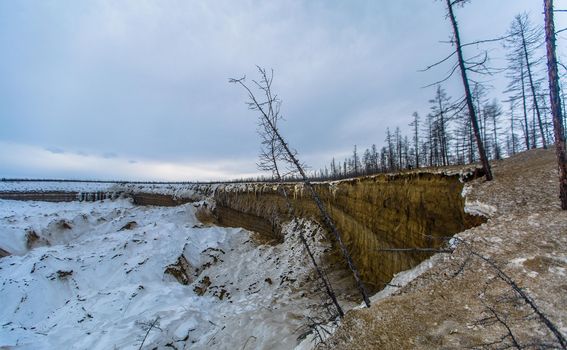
(0, 198), (338, 349)
(320, 147), (567, 349)
(0, 181), (120, 193)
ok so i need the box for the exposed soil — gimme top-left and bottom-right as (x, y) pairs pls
(319, 148), (567, 349)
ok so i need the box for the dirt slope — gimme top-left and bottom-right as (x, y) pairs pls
(319, 148), (567, 349)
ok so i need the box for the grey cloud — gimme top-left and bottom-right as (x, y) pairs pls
(45, 147), (65, 154)
(102, 152), (118, 159)
(0, 0), (561, 179)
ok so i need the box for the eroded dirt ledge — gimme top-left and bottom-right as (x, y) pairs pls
(209, 172), (483, 292)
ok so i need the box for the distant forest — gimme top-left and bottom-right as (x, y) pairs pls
(305, 12), (566, 182)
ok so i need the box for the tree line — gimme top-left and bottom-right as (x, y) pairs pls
(311, 9), (566, 182)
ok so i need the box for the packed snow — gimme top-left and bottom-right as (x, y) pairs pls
(0, 198), (336, 349)
(0, 181), (119, 193)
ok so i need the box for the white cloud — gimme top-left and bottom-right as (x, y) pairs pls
(0, 0), (563, 180)
(0, 142), (261, 181)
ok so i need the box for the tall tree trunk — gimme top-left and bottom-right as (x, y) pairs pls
(412, 113), (420, 168)
(446, 0), (493, 180)
(544, 0), (567, 210)
(510, 103), (517, 155)
(562, 86), (566, 138)
(438, 99), (449, 166)
(520, 63), (531, 150)
(521, 27), (548, 149)
(493, 114), (500, 159)
(468, 119), (474, 163)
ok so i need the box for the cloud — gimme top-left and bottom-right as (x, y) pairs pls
(0, 0), (562, 179)
(45, 147), (65, 154)
(0, 142), (261, 181)
(102, 152), (118, 159)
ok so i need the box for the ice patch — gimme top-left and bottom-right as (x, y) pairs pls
(509, 257), (528, 266)
(369, 253), (446, 304)
(464, 200), (496, 217)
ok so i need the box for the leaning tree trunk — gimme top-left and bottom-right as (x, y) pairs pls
(231, 77), (372, 307)
(522, 29), (548, 149)
(446, 0), (493, 181)
(520, 63), (531, 150)
(273, 131), (372, 307)
(544, 0), (567, 210)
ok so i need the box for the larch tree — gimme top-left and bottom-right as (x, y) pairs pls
(483, 99), (503, 160)
(352, 145), (360, 176)
(230, 67), (371, 306)
(507, 99), (520, 156)
(409, 112), (420, 168)
(506, 13), (548, 149)
(544, 0), (567, 209)
(424, 0), (493, 179)
(429, 85), (453, 166)
(447, 0), (493, 180)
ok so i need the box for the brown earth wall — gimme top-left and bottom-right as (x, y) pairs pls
(211, 173), (482, 291)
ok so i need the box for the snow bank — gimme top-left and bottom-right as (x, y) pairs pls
(0, 181), (118, 193)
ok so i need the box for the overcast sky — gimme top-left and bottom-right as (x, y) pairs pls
(0, 0), (564, 181)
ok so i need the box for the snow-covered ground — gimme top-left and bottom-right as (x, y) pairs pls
(0, 181), (120, 193)
(0, 198), (334, 349)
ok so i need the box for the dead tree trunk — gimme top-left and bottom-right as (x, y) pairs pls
(446, 0), (493, 180)
(248, 69), (346, 316)
(544, 0), (567, 210)
(520, 63), (532, 149)
(272, 131), (371, 307)
(282, 190), (345, 318)
(521, 25), (548, 149)
(230, 71), (371, 307)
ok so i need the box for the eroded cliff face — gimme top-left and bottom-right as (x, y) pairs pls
(210, 173), (483, 292)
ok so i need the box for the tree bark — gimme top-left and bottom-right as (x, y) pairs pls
(521, 25), (548, 149)
(544, 0), (567, 210)
(520, 62), (531, 150)
(274, 132), (372, 307)
(446, 0), (493, 180)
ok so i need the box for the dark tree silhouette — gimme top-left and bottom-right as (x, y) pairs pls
(505, 13), (548, 149)
(544, 0), (567, 210)
(409, 112), (421, 168)
(444, 0), (493, 180)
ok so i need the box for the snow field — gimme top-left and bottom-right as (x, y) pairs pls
(0, 199), (332, 349)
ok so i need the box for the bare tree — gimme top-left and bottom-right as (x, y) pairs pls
(395, 127), (403, 169)
(409, 112), (421, 168)
(429, 0), (493, 180)
(507, 99), (520, 156)
(430, 85), (453, 166)
(386, 128), (395, 171)
(371, 144), (380, 172)
(240, 69), (345, 316)
(483, 99), (503, 160)
(506, 13), (548, 149)
(352, 145), (360, 176)
(544, 0), (567, 210)
(230, 67), (371, 307)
